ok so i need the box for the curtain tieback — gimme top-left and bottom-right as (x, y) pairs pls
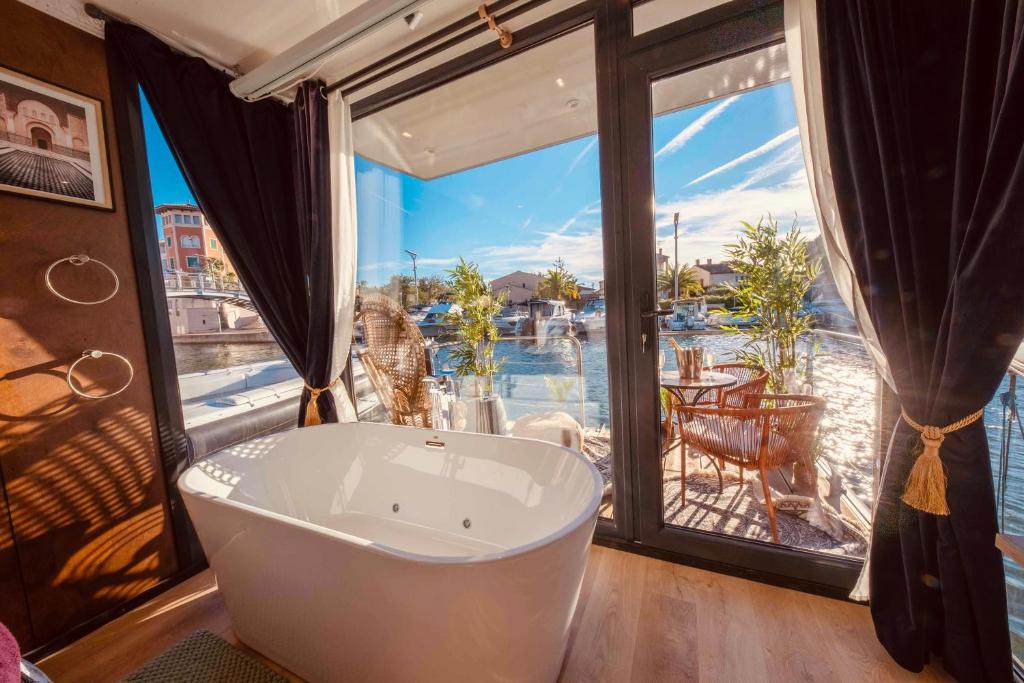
(303, 376), (342, 427)
(899, 407), (985, 515)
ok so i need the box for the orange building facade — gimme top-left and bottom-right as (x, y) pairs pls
(155, 203), (236, 275)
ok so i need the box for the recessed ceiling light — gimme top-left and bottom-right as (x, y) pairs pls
(402, 131), (413, 138)
(555, 77), (565, 88)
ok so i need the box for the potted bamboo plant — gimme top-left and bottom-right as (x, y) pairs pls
(443, 258), (509, 434)
(723, 215), (820, 393)
(724, 215), (821, 492)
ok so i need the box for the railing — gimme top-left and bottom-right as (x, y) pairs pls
(426, 335), (587, 429)
(163, 270), (245, 295)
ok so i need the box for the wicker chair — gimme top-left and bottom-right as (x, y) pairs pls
(666, 363), (769, 442)
(356, 293), (433, 428)
(674, 394), (826, 543)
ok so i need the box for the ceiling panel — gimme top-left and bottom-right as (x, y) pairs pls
(353, 41), (789, 180)
(353, 24), (597, 179)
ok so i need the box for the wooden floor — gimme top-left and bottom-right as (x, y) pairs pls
(40, 544), (951, 682)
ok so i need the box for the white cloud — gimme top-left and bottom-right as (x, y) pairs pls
(417, 257), (459, 267)
(654, 96), (739, 159)
(564, 138), (597, 177)
(687, 127), (800, 186)
(656, 168), (819, 265)
(467, 162), (819, 283)
(473, 227), (607, 285)
(731, 142), (804, 191)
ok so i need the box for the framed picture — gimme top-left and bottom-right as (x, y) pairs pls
(0, 64), (112, 210)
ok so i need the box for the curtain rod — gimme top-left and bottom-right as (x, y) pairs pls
(326, 0), (554, 97)
(84, 3), (242, 78)
(326, 0), (522, 95)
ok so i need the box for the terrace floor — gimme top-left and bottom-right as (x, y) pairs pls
(591, 438), (869, 557)
(40, 545), (950, 682)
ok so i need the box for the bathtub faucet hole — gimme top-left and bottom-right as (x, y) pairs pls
(462, 518), (472, 529)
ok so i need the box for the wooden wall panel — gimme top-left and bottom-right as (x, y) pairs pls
(0, 0), (178, 650)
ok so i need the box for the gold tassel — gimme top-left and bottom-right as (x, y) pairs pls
(303, 375), (342, 427)
(304, 388), (324, 426)
(899, 408), (984, 516)
(901, 429), (948, 515)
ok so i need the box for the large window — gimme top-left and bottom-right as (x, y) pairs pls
(352, 26), (615, 519)
(139, 91), (295, 431)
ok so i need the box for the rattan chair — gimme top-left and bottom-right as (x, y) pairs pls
(356, 293), (433, 428)
(674, 394), (826, 543)
(666, 363), (769, 442)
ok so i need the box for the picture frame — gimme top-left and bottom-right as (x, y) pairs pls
(0, 64), (113, 211)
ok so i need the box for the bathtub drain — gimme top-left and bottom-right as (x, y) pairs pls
(462, 518), (472, 529)
(392, 503), (400, 513)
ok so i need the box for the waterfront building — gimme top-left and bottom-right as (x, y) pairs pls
(490, 270), (542, 305)
(155, 203), (236, 275)
(693, 258), (742, 288)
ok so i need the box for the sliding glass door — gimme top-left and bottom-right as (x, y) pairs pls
(619, 3), (867, 588)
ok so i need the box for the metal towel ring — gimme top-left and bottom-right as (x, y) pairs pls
(67, 350), (134, 399)
(45, 254), (120, 305)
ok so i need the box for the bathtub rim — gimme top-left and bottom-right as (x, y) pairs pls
(178, 422), (604, 566)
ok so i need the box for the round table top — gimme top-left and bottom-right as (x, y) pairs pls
(659, 370), (738, 391)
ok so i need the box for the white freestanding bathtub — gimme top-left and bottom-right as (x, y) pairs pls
(178, 422), (603, 682)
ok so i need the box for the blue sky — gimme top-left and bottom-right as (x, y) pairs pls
(141, 93), (195, 207)
(356, 80), (816, 286)
(143, 81), (817, 286)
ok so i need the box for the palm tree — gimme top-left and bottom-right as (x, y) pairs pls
(657, 263), (702, 299)
(417, 275), (448, 303)
(536, 258), (580, 301)
(386, 274), (417, 307)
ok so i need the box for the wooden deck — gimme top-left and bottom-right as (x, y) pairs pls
(40, 544), (951, 682)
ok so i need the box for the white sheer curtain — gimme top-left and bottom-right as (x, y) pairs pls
(785, 0), (892, 601)
(328, 91), (359, 422)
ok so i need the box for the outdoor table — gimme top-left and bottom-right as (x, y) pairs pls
(660, 370), (738, 490)
(660, 370), (738, 407)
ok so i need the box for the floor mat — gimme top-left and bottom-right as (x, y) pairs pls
(121, 630), (288, 683)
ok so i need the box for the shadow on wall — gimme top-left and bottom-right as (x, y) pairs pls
(0, 369), (175, 644)
(0, 0), (181, 653)
(0, 237), (180, 650)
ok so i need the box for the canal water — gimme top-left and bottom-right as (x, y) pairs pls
(174, 342), (288, 374)
(174, 333), (1024, 654)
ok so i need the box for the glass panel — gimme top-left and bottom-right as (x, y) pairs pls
(139, 91), (295, 433)
(353, 26), (614, 519)
(991, 369), (1024, 661)
(650, 46), (871, 556)
(632, 0), (732, 36)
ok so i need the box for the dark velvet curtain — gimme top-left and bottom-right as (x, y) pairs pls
(819, 1), (1024, 679)
(291, 82), (338, 425)
(105, 23), (337, 426)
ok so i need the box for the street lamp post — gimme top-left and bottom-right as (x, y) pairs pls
(405, 249), (419, 305)
(673, 212), (680, 301)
